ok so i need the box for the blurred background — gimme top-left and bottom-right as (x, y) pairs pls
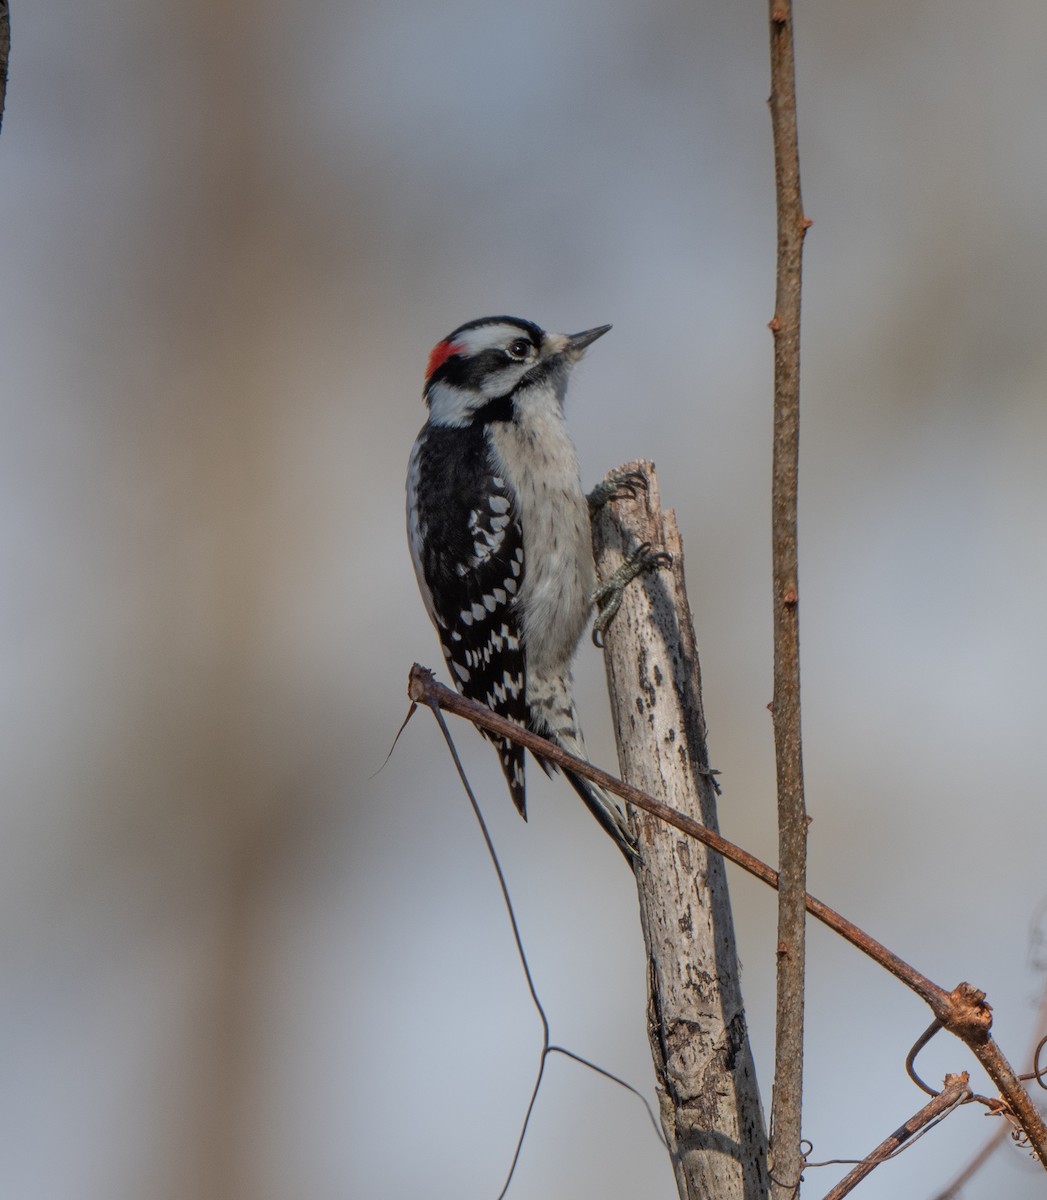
(2, 2), (1045, 1197)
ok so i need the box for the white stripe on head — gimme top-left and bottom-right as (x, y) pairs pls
(425, 380), (483, 428)
(451, 321), (536, 357)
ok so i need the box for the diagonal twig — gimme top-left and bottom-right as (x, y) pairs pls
(409, 664), (943, 1008)
(930, 912), (1047, 1198)
(407, 663), (1047, 1170)
(819, 1075), (972, 1200)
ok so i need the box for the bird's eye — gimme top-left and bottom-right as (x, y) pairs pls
(506, 338), (532, 360)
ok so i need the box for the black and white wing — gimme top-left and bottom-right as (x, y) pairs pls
(407, 423), (530, 816)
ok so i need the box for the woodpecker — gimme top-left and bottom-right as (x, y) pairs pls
(406, 315), (638, 861)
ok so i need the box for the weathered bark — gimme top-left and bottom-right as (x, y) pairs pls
(591, 461), (769, 1200)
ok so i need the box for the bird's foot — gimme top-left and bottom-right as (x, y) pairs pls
(591, 542), (673, 647)
(587, 468), (649, 518)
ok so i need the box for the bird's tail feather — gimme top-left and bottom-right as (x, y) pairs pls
(529, 672), (636, 863)
(563, 769), (637, 864)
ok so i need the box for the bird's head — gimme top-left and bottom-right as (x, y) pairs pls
(423, 316), (611, 427)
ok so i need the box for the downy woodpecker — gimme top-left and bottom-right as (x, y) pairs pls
(406, 316), (637, 860)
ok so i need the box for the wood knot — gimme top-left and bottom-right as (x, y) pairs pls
(944, 982), (992, 1045)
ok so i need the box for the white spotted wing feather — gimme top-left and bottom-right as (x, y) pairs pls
(407, 424), (530, 815)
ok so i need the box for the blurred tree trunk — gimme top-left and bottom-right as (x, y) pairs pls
(592, 462), (769, 1200)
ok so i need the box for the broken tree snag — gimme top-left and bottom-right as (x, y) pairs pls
(591, 461), (769, 1200)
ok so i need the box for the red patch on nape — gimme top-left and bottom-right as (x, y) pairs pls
(426, 339), (461, 381)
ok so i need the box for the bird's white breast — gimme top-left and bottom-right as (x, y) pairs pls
(488, 396), (594, 675)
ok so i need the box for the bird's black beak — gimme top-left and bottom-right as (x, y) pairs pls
(564, 324), (612, 357)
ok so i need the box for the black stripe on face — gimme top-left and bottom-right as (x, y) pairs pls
(429, 350), (558, 426)
(426, 317), (547, 393)
(434, 347), (514, 393)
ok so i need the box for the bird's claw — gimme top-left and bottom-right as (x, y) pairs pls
(587, 469), (650, 518)
(591, 542), (673, 647)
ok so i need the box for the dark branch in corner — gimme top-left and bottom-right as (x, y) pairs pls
(0, 0), (10, 134)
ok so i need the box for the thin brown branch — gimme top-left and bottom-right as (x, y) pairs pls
(408, 665), (941, 1005)
(931, 935), (1047, 1198)
(408, 664), (1047, 1170)
(820, 1075), (972, 1200)
(767, 2), (810, 1195)
(968, 1036), (1047, 1168)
